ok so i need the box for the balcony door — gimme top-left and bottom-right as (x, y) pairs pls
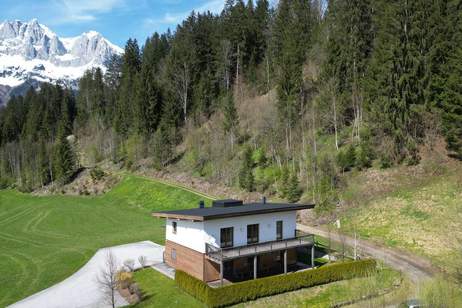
(276, 220), (283, 240)
(220, 227), (234, 248)
(247, 224), (259, 244)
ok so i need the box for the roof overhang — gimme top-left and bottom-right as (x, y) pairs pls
(152, 203), (315, 222)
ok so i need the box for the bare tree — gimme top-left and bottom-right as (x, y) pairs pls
(123, 259), (135, 272)
(171, 60), (190, 123)
(97, 250), (119, 308)
(138, 255), (147, 268)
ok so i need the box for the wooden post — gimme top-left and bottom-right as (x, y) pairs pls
(284, 250), (287, 274)
(220, 261), (223, 286)
(253, 255), (257, 279)
(311, 245), (315, 268)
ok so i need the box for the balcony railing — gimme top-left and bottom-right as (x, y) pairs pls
(205, 234), (314, 262)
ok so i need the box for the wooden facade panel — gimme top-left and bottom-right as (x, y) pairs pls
(204, 258), (220, 282)
(165, 240), (204, 281)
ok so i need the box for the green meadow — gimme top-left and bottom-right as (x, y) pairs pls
(0, 175), (210, 307)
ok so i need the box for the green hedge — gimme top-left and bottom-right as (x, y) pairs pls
(175, 259), (377, 307)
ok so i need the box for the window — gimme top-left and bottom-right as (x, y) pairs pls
(171, 248), (177, 260)
(247, 224), (259, 244)
(172, 221), (177, 234)
(220, 227), (234, 248)
(276, 220), (283, 240)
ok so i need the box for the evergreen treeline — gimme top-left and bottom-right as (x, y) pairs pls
(1, 0), (461, 203)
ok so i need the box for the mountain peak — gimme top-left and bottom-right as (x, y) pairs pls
(0, 19), (123, 106)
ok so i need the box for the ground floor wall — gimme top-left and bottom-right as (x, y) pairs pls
(164, 240), (220, 282)
(165, 240), (308, 283)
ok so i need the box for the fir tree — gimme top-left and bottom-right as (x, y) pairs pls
(53, 124), (76, 183)
(239, 146), (254, 191)
(222, 93), (239, 148)
(286, 171), (301, 203)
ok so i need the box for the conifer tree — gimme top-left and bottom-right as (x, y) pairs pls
(286, 171), (301, 203)
(114, 39), (141, 135)
(222, 93), (239, 148)
(53, 124), (76, 183)
(239, 146), (254, 191)
(440, 1), (462, 158)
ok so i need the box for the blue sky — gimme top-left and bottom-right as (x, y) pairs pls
(0, 0), (228, 47)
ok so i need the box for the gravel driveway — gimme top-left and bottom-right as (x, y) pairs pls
(297, 224), (438, 283)
(9, 241), (164, 308)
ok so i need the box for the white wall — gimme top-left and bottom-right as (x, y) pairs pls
(165, 211), (297, 253)
(204, 211), (297, 250)
(165, 218), (206, 252)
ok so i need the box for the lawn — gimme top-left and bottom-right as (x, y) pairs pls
(339, 165), (462, 275)
(132, 267), (402, 308)
(0, 175), (211, 307)
(133, 268), (204, 307)
(234, 268), (402, 308)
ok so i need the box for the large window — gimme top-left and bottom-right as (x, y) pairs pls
(276, 220), (283, 240)
(172, 221), (177, 234)
(247, 224), (259, 244)
(220, 227), (234, 248)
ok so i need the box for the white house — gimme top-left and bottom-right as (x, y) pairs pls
(153, 199), (315, 283)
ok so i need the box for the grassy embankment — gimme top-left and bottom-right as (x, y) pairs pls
(133, 266), (402, 308)
(338, 161), (462, 276)
(0, 175), (210, 307)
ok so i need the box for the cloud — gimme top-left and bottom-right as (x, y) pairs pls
(51, 0), (127, 23)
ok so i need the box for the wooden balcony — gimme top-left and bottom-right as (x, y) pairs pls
(205, 234), (314, 263)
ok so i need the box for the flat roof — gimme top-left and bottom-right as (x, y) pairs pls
(152, 202), (315, 221)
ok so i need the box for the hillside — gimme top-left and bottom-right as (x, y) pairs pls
(0, 175), (211, 307)
(336, 160), (462, 277)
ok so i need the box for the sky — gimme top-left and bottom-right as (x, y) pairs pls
(0, 0), (229, 47)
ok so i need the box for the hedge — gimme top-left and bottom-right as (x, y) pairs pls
(175, 259), (377, 307)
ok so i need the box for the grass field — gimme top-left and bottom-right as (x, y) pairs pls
(339, 163), (462, 276)
(233, 268), (402, 308)
(133, 268), (204, 307)
(132, 267), (402, 308)
(0, 175), (210, 307)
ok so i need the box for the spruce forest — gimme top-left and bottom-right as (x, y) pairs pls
(1, 0), (462, 211)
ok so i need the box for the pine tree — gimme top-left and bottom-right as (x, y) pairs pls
(279, 166), (289, 198)
(440, 1), (462, 158)
(114, 39), (141, 135)
(286, 171), (301, 203)
(273, 0), (313, 151)
(239, 146), (254, 191)
(222, 93), (239, 148)
(367, 0), (422, 163)
(53, 124), (76, 183)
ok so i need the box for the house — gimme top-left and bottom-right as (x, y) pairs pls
(152, 199), (315, 284)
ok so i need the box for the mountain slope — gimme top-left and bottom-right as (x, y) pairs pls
(0, 19), (123, 107)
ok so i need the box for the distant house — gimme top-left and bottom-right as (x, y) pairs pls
(152, 199), (316, 284)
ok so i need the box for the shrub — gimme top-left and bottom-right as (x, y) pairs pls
(251, 148), (267, 166)
(90, 166), (105, 181)
(117, 270), (133, 289)
(336, 145), (356, 172)
(355, 142), (373, 170)
(176, 259), (376, 307)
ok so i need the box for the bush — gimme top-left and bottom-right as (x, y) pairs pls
(176, 259), (376, 307)
(336, 145), (356, 172)
(90, 166), (105, 181)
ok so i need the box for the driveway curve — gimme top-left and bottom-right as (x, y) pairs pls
(297, 224), (438, 283)
(9, 241), (164, 308)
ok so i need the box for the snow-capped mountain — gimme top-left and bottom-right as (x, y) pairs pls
(0, 19), (123, 107)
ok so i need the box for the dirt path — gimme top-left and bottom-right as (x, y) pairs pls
(297, 224), (439, 283)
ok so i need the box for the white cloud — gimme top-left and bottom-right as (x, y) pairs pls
(50, 0), (126, 23)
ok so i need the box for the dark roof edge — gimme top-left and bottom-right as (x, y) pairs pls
(152, 204), (314, 221)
